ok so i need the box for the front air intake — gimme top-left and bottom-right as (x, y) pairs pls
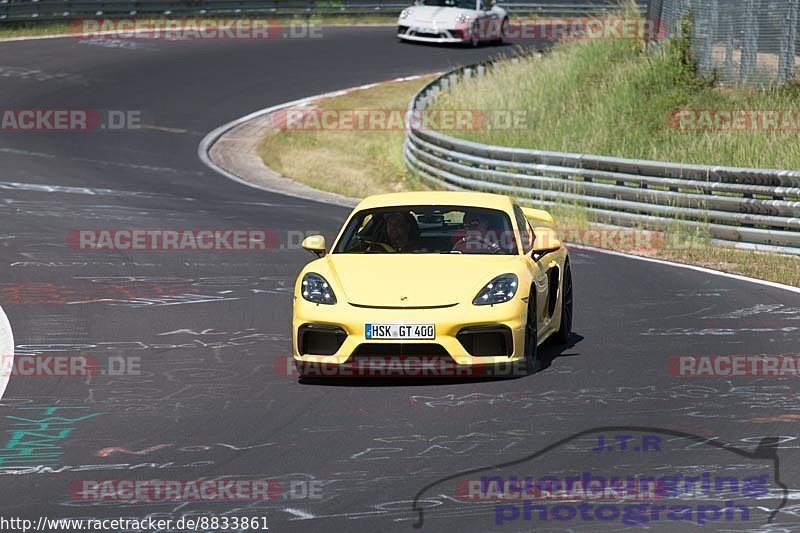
(298, 324), (347, 355)
(456, 325), (512, 357)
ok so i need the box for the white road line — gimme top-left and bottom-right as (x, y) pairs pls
(569, 244), (800, 295)
(283, 507), (317, 519)
(0, 28), (165, 43)
(0, 304), (14, 400)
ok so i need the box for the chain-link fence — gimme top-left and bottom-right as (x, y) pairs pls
(649, 0), (800, 85)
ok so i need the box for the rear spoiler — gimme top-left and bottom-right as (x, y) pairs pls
(521, 207), (555, 229)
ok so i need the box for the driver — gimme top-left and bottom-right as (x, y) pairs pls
(384, 212), (420, 252)
(452, 211), (501, 253)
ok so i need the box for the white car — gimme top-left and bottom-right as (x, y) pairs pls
(397, 0), (509, 47)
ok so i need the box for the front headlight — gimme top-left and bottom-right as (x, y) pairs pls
(455, 13), (471, 23)
(301, 273), (337, 305)
(473, 274), (518, 305)
(400, 8), (411, 18)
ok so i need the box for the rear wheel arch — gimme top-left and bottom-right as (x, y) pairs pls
(526, 281), (538, 323)
(553, 257), (573, 344)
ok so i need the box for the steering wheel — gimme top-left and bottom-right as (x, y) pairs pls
(357, 238), (396, 253)
(453, 235), (501, 254)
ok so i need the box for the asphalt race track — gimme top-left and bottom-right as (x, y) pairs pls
(0, 26), (799, 532)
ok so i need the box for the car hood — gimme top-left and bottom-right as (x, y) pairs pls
(322, 254), (521, 307)
(405, 6), (477, 26)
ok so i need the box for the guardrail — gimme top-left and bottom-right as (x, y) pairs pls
(0, 0), (644, 23)
(404, 61), (800, 255)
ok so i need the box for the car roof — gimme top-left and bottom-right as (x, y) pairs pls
(353, 191), (515, 212)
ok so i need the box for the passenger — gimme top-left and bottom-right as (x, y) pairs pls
(452, 211), (501, 253)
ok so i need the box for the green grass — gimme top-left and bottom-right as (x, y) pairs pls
(0, 23), (73, 39)
(429, 33), (800, 168)
(258, 76), (433, 198)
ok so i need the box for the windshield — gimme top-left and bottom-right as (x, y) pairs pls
(334, 205), (519, 255)
(418, 0), (477, 9)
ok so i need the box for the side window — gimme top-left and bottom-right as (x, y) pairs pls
(512, 205), (534, 254)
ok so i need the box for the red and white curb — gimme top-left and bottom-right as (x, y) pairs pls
(197, 73), (439, 204)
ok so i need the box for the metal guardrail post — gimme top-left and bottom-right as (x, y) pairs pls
(693, 0), (715, 76)
(778, 0), (799, 84)
(723, 13), (734, 79)
(739, 0), (759, 82)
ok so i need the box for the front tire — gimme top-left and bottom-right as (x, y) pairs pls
(470, 22), (481, 47)
(553, 260), (573, 344)
(523, 292), (540, 374)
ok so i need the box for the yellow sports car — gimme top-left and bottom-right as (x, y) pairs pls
(292, 191), (572, 378)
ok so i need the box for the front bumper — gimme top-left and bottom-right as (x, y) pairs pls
(292, 296), (527, 367)
(397, 25), (468, 43)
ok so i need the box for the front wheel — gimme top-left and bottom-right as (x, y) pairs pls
(553, 261), (573, 344)
(470, 22), (481, 47)
(523, 293), (540, 374)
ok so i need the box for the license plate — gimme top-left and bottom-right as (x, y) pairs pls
(365, 323), (435, 340)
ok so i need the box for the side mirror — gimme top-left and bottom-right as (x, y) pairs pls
(531, 228), (562, 257)
(301, 235), (326, 258)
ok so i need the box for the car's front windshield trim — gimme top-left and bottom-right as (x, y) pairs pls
(333, 205), (520, 255)
(418, 0), (477, 9)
